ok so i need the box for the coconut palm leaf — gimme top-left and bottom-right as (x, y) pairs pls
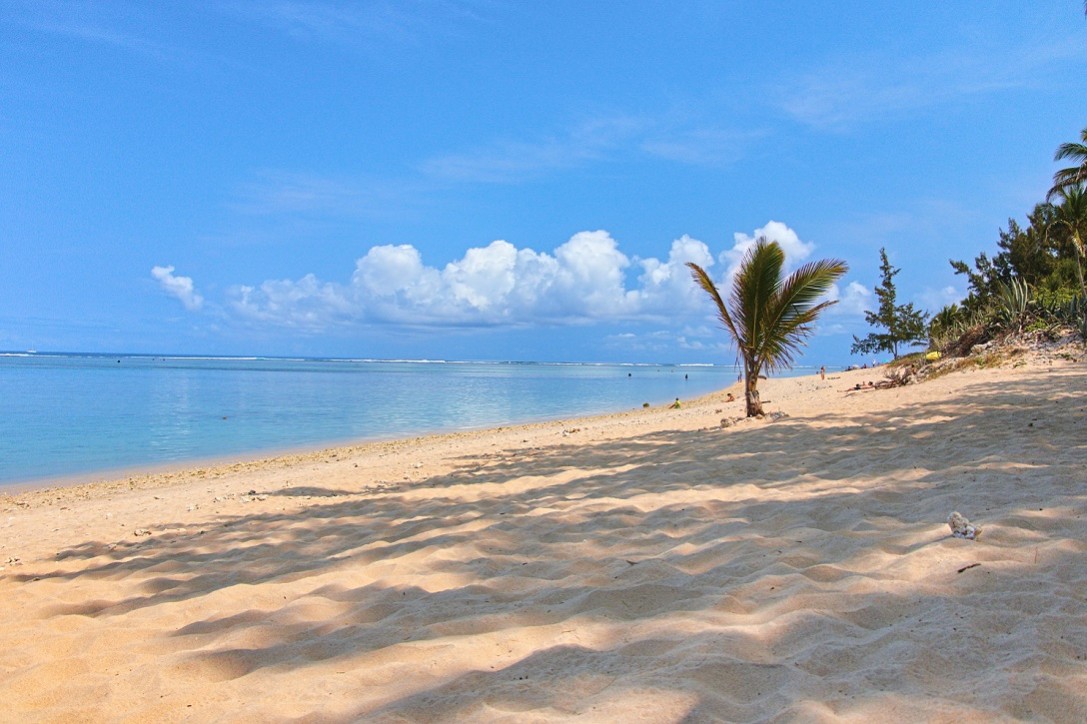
(687, 262), (740, 345)
(756, 258), (848, 373)
(771, 258), (848, 325)
(1049, 126), (1087, 200)
(732, 240), (785, 362)
(1047, 184), (1087, 335)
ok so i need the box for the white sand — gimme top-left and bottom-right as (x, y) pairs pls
(2, 356), (1086, 722)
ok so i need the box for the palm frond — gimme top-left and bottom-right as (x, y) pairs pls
(755, 258), (848, 373)
(1051, 184), (1087, 254)
(731, 239), (785, 357)
(687, 262), (740, 345)
(1052, 128), (1087, 162)
(1049, 128), (1087, 199)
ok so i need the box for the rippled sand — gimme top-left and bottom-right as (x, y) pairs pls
(2, 356), (1085, 722)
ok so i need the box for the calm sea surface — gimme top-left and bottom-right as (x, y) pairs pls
(0, 353), (767, 486)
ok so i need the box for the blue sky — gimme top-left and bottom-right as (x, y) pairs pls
(2, 1), (1085, 365)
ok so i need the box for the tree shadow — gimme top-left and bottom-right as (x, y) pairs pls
(269, 486), (356, 498)
(13, 366), (1087, 719)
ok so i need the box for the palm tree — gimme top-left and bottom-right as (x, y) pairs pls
(1048, 184), (1087, 335)
(1049, 126), (1087, 200)
(688, 238), (847, 417)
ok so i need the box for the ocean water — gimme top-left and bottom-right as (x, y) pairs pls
(0, 353), (758, 486)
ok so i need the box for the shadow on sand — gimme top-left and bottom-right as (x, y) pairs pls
(17, 367), (1087, 719)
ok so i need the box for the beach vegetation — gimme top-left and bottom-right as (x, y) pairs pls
(921, 346), (1021, 380)
(950, 217), (1076, 321)
(992, 278), (1033, 334)
(1045, 185), (1087, 314)
(852, 247), (929, 358)
(928, 303), (965, 347)
(942, 126), (1087, 353)
(688, 238), (847, 417)
(886, 350), (928, 370)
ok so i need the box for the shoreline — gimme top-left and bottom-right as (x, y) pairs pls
(3, 356), (1085, 721)
(0, 376), (748, 503)
(0, 374), (756, 497)
(0, 360), (763, 491)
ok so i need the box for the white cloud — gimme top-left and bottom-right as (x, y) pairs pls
(351, 244), (444, 322)
(225, 231), (636, 328)
(699, 220), (819, 293)
(551, 231), (633, 316)
(633, 234), (714, 313)
(167, 223), (868, 334)
(151, 265), (204, 311)
(825, 281), (872, 316)
(232, 274), (353, 330)
(440, 240), (518, 313)
(336, 232), (634, 324)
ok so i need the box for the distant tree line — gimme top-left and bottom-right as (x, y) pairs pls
(930, 125), (1087, 349)
(854, 124), (1087, 360)
(689, 125), (1085, 412)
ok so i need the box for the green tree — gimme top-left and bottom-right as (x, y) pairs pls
(1049, 126), (1087, 200)
(1047, 184), (1087, 335)
(950, 248), (1011, 317)
(1048, 185), (1087, 289)
(851, 248), (929, 359)
(688, 238), (847, 417)
(929, 303), (965, 346)
(951, 202), (1077, 317)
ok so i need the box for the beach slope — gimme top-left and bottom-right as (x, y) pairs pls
(2, 355), (1086, 722)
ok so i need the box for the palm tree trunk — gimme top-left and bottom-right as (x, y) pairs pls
(744, 359), (763, 417)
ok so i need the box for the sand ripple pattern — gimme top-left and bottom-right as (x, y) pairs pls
(1, 363), (1086, 721)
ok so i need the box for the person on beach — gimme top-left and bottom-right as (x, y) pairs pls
(670, 398), (681, 408)
(819, 365), (826, 380)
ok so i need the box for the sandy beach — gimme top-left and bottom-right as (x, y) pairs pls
(2, 352), (1085, 722)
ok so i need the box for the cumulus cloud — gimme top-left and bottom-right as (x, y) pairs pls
(338, 233), (634, 324)
(151, 265), (204, 311)
(633, 235), (715, 313)
(233, 274), (353, 330)
(224, 230), (705, 329)
(825, 281), (872, 316)
(158, 222), (868, 334)
(688, 220), (821, 294)
(724, 220), (815, 273)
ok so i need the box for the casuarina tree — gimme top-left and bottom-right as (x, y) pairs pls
(851, 247), (929, 359)
(688, 238), (847, 417)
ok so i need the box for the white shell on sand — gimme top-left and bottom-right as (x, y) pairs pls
(947, 511), (981, 540)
